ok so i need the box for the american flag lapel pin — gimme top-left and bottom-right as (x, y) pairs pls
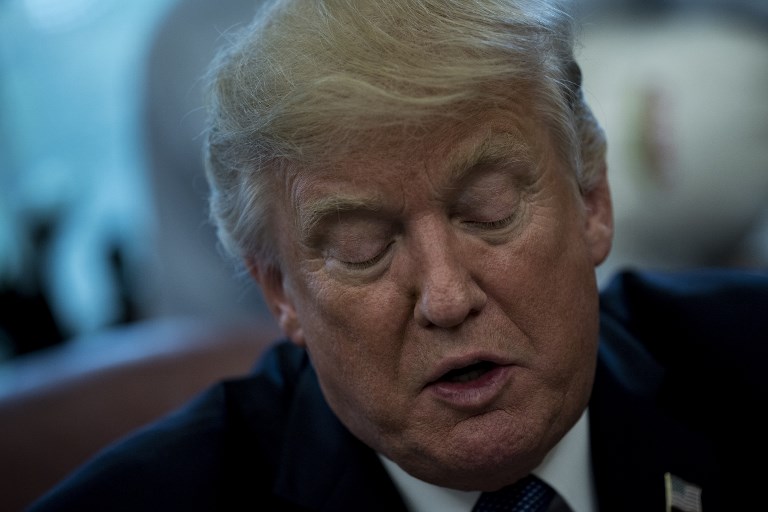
(664, 472), (702, 512)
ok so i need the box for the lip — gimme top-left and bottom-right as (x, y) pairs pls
(424, 353), (516, 410)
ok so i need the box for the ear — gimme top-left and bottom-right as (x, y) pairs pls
(582, 165), (614, 266)
(246, 259), (306, 347)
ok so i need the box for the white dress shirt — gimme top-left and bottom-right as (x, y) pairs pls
(379, 409), (597, 512)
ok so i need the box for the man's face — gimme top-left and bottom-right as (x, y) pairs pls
(257, 112), (612, 491)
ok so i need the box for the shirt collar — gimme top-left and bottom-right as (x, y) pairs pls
(378, 408), (596, 512)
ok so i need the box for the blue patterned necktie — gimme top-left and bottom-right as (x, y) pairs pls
(472, 475), (555, 512)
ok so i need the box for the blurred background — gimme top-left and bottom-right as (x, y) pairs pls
(0, 0), (766, 360)
(0, 0), (766, 508)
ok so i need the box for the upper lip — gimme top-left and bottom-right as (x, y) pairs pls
(424, 352), (515, 387)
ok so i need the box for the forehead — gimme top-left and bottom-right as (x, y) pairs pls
(284, 114), (552, 223)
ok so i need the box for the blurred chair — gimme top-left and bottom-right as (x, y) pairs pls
(0, 317), (280, 512)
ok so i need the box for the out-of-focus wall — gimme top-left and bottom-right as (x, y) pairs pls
(137, 0), (271, 325)
(577, 8), (768, 284)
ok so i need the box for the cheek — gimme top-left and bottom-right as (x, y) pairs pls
(297, 271), (404, 346)
(294, 273), (410, 404)
(485, 202), (600, 375)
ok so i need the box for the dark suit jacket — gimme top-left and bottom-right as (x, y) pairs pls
(28, 269), (768, 511)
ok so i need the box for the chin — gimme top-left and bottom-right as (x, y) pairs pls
(384, 412), (557, 491)
(401, 446), (543, 492)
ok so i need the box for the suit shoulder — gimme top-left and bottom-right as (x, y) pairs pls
(28, 340), (309, 511)
(599, 267), (768, 356)
(598, 267), (768, 419)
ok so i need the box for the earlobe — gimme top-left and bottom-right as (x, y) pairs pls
(246, 259), (306, 347)
(582, 167), (614, 266)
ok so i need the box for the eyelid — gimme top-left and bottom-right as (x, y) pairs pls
(462, 212), (518, 230)
(335, 241), (394, 270)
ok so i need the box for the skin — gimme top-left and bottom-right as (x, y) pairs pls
(252, 110), (613, 491)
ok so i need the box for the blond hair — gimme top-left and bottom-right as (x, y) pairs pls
(204, 0), (605, 266)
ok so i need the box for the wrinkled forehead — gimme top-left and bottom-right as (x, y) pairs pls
(293, 104), (551, 176)
(279, 111), (559, 233)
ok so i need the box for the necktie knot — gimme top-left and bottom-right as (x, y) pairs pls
(472, 475), (555, 512)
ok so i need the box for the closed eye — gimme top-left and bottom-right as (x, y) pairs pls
(337, 241), (395, 270)
(462, 212), (518, 231)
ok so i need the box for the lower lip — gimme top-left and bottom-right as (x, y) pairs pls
(426, 365), (514, 410)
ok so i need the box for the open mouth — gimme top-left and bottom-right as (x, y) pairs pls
(427, 358), (513, 407)
(439, 361), (498, 384)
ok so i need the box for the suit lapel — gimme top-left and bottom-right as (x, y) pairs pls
(590, 315), (718, 511)
(273, 362), (408, 511)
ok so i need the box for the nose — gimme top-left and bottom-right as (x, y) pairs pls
(413, 232), (487, 329)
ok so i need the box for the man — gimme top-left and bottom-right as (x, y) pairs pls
(30, 0), (768, 510)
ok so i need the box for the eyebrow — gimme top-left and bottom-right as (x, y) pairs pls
(296, 194), (384, 243)
(295, 132), (537, 242)
(446, 132), (535, 184)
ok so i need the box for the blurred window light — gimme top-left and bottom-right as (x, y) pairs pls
(23, 0), (110, 33)
(0, 0), (177, 358)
